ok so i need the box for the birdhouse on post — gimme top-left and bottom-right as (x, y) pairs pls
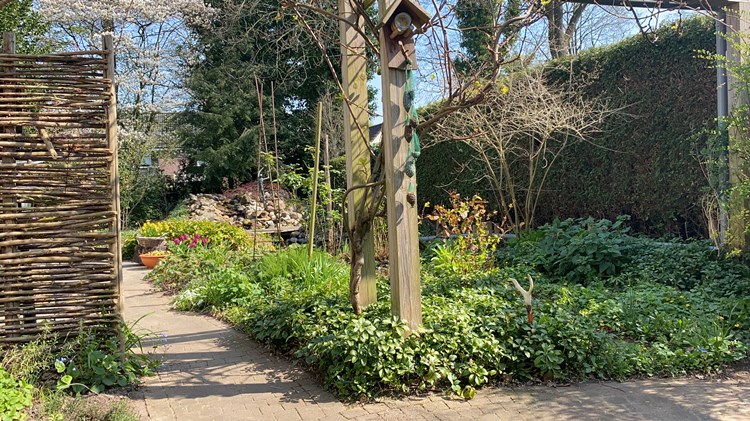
(377, 0), (431, 332)
(380, 0), (430, 70)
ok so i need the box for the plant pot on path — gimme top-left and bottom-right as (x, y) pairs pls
(139, 253), (170, 269)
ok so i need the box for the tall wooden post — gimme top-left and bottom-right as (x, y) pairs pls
(308, 102), (323, 258)
(103, 35), (124, 342)
(377, 0), (423, 330)
(340, 0), (377, 308)
(725, 3), (750, 250)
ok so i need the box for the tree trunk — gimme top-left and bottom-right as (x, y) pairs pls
(546, 4), (566, 59)
(348, 224), (366, 315)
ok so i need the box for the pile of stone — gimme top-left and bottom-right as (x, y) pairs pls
(186, 192), (304, 232)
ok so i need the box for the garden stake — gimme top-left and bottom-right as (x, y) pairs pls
(308, 101), (323, 259)
(509, 275), (534, 332)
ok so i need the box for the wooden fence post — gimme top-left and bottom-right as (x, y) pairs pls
(340, 0), (377, 308)
(103, 35), (124, 345)
(377, 0), (423, 330)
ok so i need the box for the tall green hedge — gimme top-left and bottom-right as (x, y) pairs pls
(418, 17), (715, 237)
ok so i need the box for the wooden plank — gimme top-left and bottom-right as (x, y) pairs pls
(377, 1), (422, 330)
(340, 0), (377, 308)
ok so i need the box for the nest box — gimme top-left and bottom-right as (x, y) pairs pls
(381, 0), (431, 70)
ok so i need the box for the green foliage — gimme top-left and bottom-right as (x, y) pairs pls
(425, 193), (502, 276)
(506, 216), (750, 294)
(0, 367), (33, 421)
(180, 0), (340, 190)
(121, 169), (172, 229)
(254, 246), (348, 293)
(453, 0), (519, 75)
(147, 246), (252, 292)
(420, 17), (716, 237)
(149, 222), (750, 400)
(0, 0), (53, 54)
(528, 216), (637, 283)
(139, 219), (272, 251)
(122, 231), (137, 261)
(54, 324), (159, 395)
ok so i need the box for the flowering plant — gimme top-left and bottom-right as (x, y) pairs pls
(139, 221), (167, 237)
(140, 250), (172, 257)
(170, 233), (209, 254)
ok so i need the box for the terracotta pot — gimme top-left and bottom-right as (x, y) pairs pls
(140, 254), (168, 269)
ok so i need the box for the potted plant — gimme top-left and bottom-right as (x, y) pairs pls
(139, 250), (172, 269)
(136, 221), (167, 249)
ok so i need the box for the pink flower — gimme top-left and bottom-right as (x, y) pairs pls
(189, 243), (196, 249)
(194, 233), (201, 239)
(174, 239), (180, 245)
(180, 234), (189, 241)
(202, 237), (209, 244)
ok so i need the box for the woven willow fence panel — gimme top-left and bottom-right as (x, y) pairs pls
(0, 33), (122, 344)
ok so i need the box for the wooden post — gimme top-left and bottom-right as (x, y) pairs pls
(308, 102), (323, 258)
(103, 35), (124, 347)
(1, 32), (19, 329)
(377, 0), (422, 330)
(339, 0), (377, 308)
(725, 3), (750, 250)
(323, 134), (335, 254)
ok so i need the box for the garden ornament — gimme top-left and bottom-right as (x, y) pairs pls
(509, 275), (534, 324)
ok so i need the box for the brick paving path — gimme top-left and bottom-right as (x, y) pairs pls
(123, 263), (750, 420)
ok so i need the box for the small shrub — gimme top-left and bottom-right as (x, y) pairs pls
(55, 324), (159, 395)
(425, 193), (503, 276)
(530, 216), (638, 283)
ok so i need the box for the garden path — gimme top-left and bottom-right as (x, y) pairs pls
(122, 263), (750, 421)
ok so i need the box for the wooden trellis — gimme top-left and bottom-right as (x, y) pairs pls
(0, 33), (122, 344)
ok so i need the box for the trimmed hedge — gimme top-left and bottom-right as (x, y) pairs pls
(418, 17), (715, 237)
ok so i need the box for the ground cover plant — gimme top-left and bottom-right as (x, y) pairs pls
(147, 217), (750, 401)
(0, 322), (160, 420)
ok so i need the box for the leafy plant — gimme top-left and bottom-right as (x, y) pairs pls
(530, 216), (637, 283)
(54, 323), (159, 395)
(425, 193), (504, 276)
(0, 367), (33, 421)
